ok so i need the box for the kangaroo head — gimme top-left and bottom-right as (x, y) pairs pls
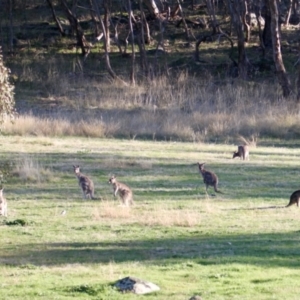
(73, 165), (80, 174)
(232, 151), (239, 158)
(197, 162), (206, 171)
(108, 175), (116, 184)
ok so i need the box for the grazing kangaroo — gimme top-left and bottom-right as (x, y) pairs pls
(0, 188), (7, 217)
(197, 162), (223, 194)
(73, 165), (95, 200)
(108, 175), (133, 206)
(286, 190), (300, 207)
(233, 145), (249, 160)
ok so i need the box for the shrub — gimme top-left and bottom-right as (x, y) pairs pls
(0, 48), (15, 126)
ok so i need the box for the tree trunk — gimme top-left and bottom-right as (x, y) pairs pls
(297, 60), (300, 100)
(112, 23), (124, 55)
(176, 0), (191, 41)
(227, 0), (248, 79)
(92, 0), (127, 84)
(143, 0), (161, 18)
(254, 0), (265, 56)
(46, 0), (65, 36)
(205, 0), (219, 34)
(144, 15), (151, 45)
(269, 0), (292, 97)
(103, 0), (110, 52)
(262, 1), (272, 48)
(138, 0), (149, 77)
(127, 0), (135, 85)
(88, 0), (101, 37)
(61, 0), (90, 57)
(242, 0), (251, 42)
(284, 0), (293, 26)
(292, 0), (299, 15)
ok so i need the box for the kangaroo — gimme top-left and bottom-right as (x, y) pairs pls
(197, 162), (223, 194)
(286, 190), (300, 207)
(73, 165), (95, 200)
(233, 145), (249, 160)
(0, 188), (8, 217)
(108, 175), (133, 206)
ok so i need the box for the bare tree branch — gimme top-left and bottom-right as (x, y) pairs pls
(92, 0), (128, 85)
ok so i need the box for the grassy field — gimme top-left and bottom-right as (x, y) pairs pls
(1, 136), (300, 299)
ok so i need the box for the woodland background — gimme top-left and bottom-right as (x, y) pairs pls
(1, 0), (300, 142)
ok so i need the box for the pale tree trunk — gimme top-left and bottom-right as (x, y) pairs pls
(227, 0), (248, 79)
(112, 23), (124, 55)
(243, 0), (251, 42)
(284, 0), (293, 26)
(143, 0), (161, 18)
(269, 0), (292, 97)
(103, 0), (110, 52)
(127, 0), (135, 85)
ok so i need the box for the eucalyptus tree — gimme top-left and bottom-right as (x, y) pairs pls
(226, 0), (249, 79)
(60, 0), (91, 57)
(268, 0), (292, 97)
(45, 0), (65, 36)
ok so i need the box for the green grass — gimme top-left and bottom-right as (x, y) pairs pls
(1, 136), (300, 299)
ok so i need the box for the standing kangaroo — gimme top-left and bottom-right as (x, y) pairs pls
(108, 175), (133, 206)
(197, 162), (223, 194)
(286, 190), (300, 207)
(0, 188), (8, 217)
(73, 165), (95, 200)
(233, 145), (249, 160)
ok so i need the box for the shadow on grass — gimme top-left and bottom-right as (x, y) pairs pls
(2, 230), (300, 269)
(224, 205), (288, 210)
(1, 151), (297, 203)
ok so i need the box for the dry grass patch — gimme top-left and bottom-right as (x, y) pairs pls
(8, 76), (300, 141)
(13, 154), (53, 183)
(93, 201), (202, 227)
(3, 115), (107, 137)
(140, 206), (201, 227)
(92, 201), (133, 221)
